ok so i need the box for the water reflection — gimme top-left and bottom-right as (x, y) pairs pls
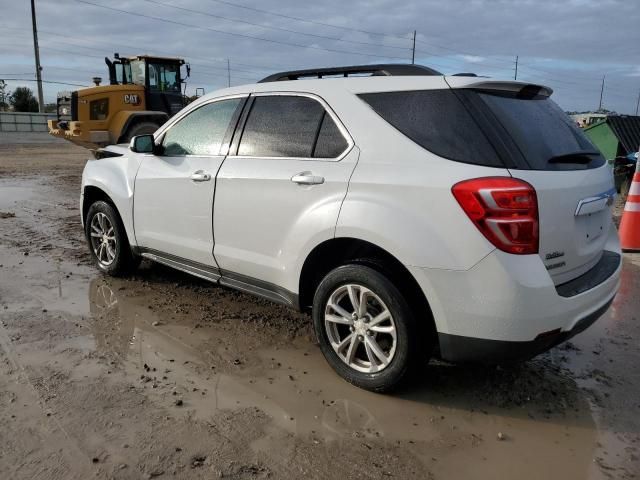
(87, 277), (598, 478)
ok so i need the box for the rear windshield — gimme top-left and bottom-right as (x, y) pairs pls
(477, 91), (605, 170)
(359, 88), (605, 171)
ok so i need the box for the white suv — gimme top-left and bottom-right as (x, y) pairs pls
(81, 64), (621, 392)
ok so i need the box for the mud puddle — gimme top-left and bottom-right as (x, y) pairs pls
(0, 243), (612, 479)
(1, 169), (639, 478)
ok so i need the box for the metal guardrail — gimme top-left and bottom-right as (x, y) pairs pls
(0, 112), (57, 132)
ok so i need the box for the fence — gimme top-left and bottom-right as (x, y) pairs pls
(0, 112), (57, 132)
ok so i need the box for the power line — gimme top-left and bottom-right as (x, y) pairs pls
(414, 38), (515, 66)
(3, 78), (89, 87)
(31, 27), (279, 73)
(205, 0), (412, 42)
(73, 0), (409, 60)
(1, 33), (263, 86)
(1, 40), (251, 87)
(140, 0), (412, 52)
(513, 57), (632, 88)
(204, 0), (517, 70)
(45, 37), (266, 75)
(413, 47), (514, 71)
(2, 22), (634, 94)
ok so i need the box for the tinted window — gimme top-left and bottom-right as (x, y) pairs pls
(238, 96), (325, 157)
(162, 98), (241, 156)
(478, 92), (605, 170)
(313, 113), (349, 158)
(148, 63), (180, 92)
(359, 90), (503, 167)
(89, 98), (108, 120)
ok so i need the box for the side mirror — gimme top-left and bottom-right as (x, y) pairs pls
(129, 134), (155, 154)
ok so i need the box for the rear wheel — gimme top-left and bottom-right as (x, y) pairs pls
(312, 264), (421, 392)
(85, 201), (139, 276)
(122, 121), (159, 143)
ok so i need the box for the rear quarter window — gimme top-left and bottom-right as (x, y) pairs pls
(313, 112), (349, 158)
(358, 90), (503, 167)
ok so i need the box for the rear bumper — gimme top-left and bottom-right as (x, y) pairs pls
(437, 295), (614, 363)
(408, 225), (621, 363)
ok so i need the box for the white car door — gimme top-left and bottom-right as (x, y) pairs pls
(213, 93), (357, 302)
(133, 96), (245, 266)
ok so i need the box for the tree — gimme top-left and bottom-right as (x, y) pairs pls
(10, 86), (39, 112)
(0, 80), (9, 111)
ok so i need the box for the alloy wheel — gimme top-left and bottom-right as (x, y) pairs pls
(89, 212), (117, 266)
(324, 284), (397, 373)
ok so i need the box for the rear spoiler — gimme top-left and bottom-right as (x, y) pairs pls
(445, 78), (553, 97)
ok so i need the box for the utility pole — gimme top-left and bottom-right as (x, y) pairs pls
(514, 55), (518, 80)
(30, 0), (44, 112)
(411, 30), (416, 65)
(635, 89), (640, 116)
(598, 75), (605, 111)
(227, 58), (231, 88)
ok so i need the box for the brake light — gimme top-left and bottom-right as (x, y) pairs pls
(452, 177), (539, 255)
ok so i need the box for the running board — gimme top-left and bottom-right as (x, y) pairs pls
(140, 250), (221, 283)
(138, 249), (299, 309)
(219, 270), (297, 307)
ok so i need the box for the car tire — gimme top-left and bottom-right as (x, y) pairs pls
(123, 121), (159, 143)
(312, 264), (421, 392)
(85, 201), (140, 276)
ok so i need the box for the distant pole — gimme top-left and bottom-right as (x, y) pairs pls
(30, 0), (44, 112)
(411, 30), (416, 65)
(598, 75), (605, 111)
(227, 58), (231, 87)
(635, 89), (640, 116)
(514, 55), (518, 80)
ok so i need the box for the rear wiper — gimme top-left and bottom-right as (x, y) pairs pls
(547, 151), (601, 164)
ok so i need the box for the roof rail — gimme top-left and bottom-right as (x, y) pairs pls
(258, 64), (442, 83)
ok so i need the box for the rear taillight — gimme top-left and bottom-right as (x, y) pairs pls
(452, 177), (539, 255)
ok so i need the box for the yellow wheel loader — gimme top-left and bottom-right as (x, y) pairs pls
(48, 54), (191, 149)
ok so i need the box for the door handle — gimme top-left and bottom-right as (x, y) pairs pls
(190, 170), (211, 182)
(291, 172), (324, 185)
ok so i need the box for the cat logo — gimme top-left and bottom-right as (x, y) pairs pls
(123, 94), (140, 105)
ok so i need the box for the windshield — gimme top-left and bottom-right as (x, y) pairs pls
(477, 92), (605, 170)
(148, 62), (180, 92)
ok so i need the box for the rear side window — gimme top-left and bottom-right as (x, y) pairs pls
(358, 90), (503, 167)
(238, 95), (349, 158)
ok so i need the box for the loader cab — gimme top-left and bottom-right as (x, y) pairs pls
(106, 54), (188, 116)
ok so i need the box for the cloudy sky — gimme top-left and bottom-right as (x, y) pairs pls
(1, 0), (638, 113)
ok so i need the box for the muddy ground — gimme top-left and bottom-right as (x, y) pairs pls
(0, 133), (639, 479)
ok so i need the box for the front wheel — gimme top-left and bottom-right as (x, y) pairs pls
(312, 264), (422, 392)
(85, 201), (139, 276)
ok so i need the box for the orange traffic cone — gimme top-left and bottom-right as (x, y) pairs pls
(619, 158), (640, 252)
